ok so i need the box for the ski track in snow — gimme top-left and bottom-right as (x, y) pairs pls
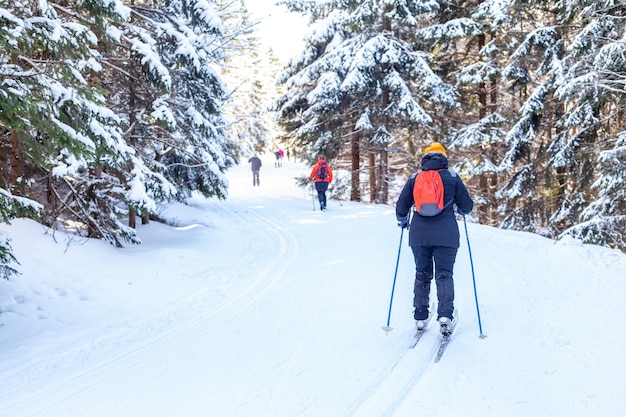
(347, 330), (440, 417)
(348, 308), (460, 417)
(1, 196), (300, 416)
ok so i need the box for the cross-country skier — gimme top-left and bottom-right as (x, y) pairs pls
(248, 153), (262, 186)
(395, 142), (474, 335)
(309, 155), (333, 210)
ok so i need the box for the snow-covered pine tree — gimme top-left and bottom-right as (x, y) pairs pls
(277, 0), (458, 203)
(550, 1), (626, 250)
(412, 1), (505, 223)
(120, 0), (238, 203)
(563, 132), (626, 250)
(275, 3), (351, 170)
(442, 1), (517, 225)
(1, 0), (151, 247)
(99, 0), (240, 229)
(466, 0), (626, 246)
(1, 2), (71, 269)
(94, 0), (181, 228)
(477, 3), (567, 235)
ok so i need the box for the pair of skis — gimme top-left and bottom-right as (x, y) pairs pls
(409, 312), (457, 363)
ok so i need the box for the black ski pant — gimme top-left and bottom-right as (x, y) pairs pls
(411, 245), (458, 321)
(314, 181), (328, 207)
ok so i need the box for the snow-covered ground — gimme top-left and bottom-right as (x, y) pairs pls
(1, 154), (625, 417)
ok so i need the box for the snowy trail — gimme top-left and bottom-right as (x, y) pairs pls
(3, 156), (626, 417)
(1, 184), (303, 416)
(0, 159), (405, 417)
(219, 163), (407, 417)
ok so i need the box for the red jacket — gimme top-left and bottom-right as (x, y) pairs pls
(309, 161), (333, 183)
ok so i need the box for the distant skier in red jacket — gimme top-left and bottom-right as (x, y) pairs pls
(309, 155), (333, 210)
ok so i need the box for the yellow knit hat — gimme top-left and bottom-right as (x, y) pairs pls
(424, 142), (447, 157)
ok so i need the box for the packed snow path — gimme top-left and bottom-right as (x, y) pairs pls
(1, 156), (625, 417)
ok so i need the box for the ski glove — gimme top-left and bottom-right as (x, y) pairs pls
(456, 208), (466, 216)
(397, 216), (409, 229)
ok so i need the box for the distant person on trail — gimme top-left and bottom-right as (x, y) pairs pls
(309, 155), (333, 211)
(274, 150), (284, 167)
(248, 153), (262, 186)
(395, 142), (473, 336)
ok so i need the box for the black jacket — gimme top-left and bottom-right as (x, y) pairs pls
(248, 156), (262, 171)
(396, 153), (474, 248)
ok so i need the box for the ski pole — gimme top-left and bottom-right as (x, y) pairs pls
(463, 215), (486, 338)
(382, 226), (405, 334)
(311, 183), (315, 211)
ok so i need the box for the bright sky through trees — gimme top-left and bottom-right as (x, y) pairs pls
(246, 0), (308, 61)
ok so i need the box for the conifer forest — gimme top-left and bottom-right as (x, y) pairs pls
(2, 0), (625, 277)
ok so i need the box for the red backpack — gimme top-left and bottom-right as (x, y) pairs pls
(316, 162), (328, 180)
(413, 169), (445, 216)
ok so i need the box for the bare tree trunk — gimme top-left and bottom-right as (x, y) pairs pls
(476, 34), (490, 223)
(369, 152), (376, 203)
(129, 207), (136, 229)
(351, 133), (361, 201)
(380, 148), (388, 204)
(378, 10), (391, 205)
(380, 88), (390, 204)
(486, 74), (500, 225)
(128, 81), (137, 228)
(46, 172), (56, 211)
(10, 131), (24, 196)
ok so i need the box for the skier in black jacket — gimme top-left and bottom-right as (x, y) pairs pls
(396, 142), (473, 335)
(248, 153), (262, 186)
